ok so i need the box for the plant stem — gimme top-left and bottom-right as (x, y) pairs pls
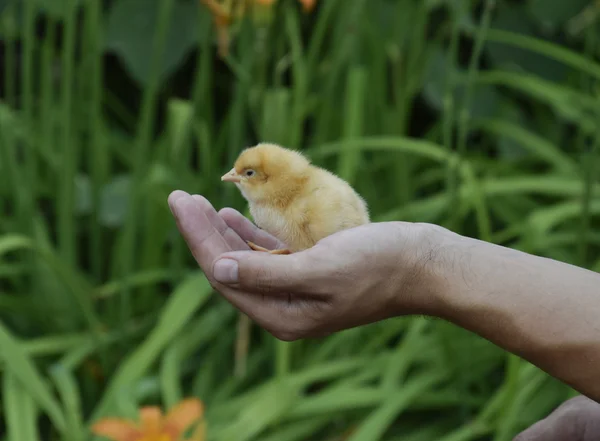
(118, 0), (174, 331)
(577, 19), (598, 268)
(58, 0), (78, 267)
(456, 0), (495, 159)
(443, 0), (462, 226)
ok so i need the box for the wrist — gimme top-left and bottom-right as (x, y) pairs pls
(390, 222), (463, 318)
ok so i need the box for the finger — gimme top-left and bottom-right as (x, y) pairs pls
(169, 192), (232, 271)
(512, 399), (592, 441)
(212, 249), (327, 296)
(191, 195), (248, 251)
(168, 189), (190, 209)
(168, 192), (291, 328)
(513, 418), (557, 441)
(513, 418), (577, 441)
(219, 208), (285, 250)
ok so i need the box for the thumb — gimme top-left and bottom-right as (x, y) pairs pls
(211, 250), (316, 295)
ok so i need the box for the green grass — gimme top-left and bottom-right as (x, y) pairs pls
(0, 0), (599, 440)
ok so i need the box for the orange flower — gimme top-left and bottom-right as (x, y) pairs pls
(298, 0), (316, 12)
(199, 0), (232, 57)
(91, 398), (205, 441)
(198, 0), (319, 57)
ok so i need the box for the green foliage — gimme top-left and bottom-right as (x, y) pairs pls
(0, 0), (599, 440)
(105, 0), (205, 85)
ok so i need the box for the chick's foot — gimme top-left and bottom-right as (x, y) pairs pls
(246, 241), (291, 255)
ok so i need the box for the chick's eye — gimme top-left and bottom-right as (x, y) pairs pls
(245, 170), (255, 177)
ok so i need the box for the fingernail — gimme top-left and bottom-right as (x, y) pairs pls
(213, 259), (239, 284)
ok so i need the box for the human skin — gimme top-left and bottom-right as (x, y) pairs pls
(513, 395), (600, 440)
(167, 190), (600, 404)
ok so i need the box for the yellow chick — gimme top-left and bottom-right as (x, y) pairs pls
(221, 143), (370, 254)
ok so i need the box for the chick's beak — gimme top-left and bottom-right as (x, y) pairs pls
(221, 168), (241, 183)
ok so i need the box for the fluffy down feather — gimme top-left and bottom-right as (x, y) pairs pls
(221, 143), (370, 254)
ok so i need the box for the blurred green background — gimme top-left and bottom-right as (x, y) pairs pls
(0, 0), (599, 439)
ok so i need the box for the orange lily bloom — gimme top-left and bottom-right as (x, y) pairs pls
(255, 0), (316, 9)
(198, 0), (319, 57)
(91, 398), (205, 441)
(199, 0), (231, 57)
(297, 0), (317, 12)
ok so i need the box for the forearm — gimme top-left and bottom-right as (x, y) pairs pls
(428, 230), (600, 401)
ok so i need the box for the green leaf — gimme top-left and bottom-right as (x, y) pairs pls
(338, 67), (367, 184)
(160, 305), (233, 408)
(0, 232), (101, 337)
(423, 45), (501, 119)
(105, 0), (201, 86)
(529, 200), (600, 235)
(480, 176), (599, 198)
(0, 235), (32, 256)
(50, 366), (85, 441)
(290, 387), (387, 417)
(31, 0), (83, 19)
(307, 136), (451, 163)
(347, 373), (446, 441)
(31, 218), (86, 333)
(74, 173), (93, 216)
(259, 419), (330, 441)
(487, 29), (600, 82)
(27, 218), (104, 336)
(212, 379), (302, 441)
(21, 333), (88, 357)
(0, 321), (66, 432)
(476, 71), (600, 136)
(91, 272), (213, 419)
(167, 98), (195, 160)
(528, 0), (589, 31)
(100, 174), (131, 227)
(3, 372), (42, 441)
(258, 88), (293, 146)
(0, 0), (11, 16)
(487, 5), (568, 82)
(0, 102), (19, 125)
(475, 118), (578, 174)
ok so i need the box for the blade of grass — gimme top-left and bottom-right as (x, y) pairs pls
(0, 321), (66, 432)
(2, 8), (17, 107)
(259, 418), (330, 441)
(160, 304), (234, 407)
(0, 233), (104, 336)
(50, 366), (85, 441)
(451, 0), (494, 232)
(307, 136), (452, 163)
(284, 4), (307, 148)
(337, 67), (367, 184)
(117, 0), (175, 331)
(576, 22), (598, 268)
(21, 0), (36, 189)
(57, 0), (78, 267)
(347, 372), (446, 441)
(443, 0), (463, 220)
(475, 118), (578, 174)
(91, 272), (212, 419)
(487, 28), (600, 81)
(86, 0), (108, 282)
(456, 0), (495, 159)
(3, 372), (42, 441)
(381, 317), (428, 389)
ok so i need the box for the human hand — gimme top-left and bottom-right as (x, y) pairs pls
(513, 395), (600, 441)
(167, 190), (442, 341)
